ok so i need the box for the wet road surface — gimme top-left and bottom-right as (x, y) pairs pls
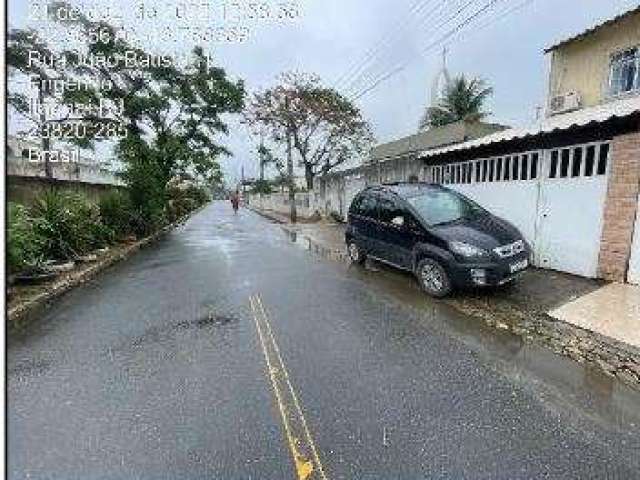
(8, 202), (640, 479)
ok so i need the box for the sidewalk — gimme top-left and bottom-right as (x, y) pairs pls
(250, 206), (640, 389)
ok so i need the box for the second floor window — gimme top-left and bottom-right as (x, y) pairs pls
(609, 47), (639, 96)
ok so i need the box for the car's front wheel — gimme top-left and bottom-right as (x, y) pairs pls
(416, 258), (452, 298)
(347, 240), (366, 265)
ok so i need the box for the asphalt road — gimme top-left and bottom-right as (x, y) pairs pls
(8, 201), (640, 479)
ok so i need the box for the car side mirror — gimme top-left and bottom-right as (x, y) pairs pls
(391, 216), (405, 227)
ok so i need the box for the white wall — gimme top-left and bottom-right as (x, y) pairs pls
(451, 182), (540, 252)
(245, 192), (317, 219)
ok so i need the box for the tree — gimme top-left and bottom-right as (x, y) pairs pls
(244, 72), (373, 191)
(8, 4), (245, 228)
(420, 75), (493, 129)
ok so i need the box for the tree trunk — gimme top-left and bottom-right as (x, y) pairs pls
(39, 84), (52, 179)
(259, 136), (265, 181)
(286, 123), (297, 224)
(304, 163), (314, 190)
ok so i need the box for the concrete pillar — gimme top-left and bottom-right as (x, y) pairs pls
(598, 128), (640, 281)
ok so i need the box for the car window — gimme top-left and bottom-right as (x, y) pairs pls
(406, 189), (485, 226)
(353, 192), (378, 219)
(378, 194), (405, 224)
(349, 195), (364, 214)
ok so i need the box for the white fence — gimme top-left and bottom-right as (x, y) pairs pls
(426, 141), (611, 278)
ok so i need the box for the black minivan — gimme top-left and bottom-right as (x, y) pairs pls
(345, 182), (530, 297)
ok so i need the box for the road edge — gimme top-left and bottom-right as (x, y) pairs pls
(7, 204), (208, 331)
(252, 208), (640, 391)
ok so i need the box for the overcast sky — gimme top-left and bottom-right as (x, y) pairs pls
(9, 0), (640, 184)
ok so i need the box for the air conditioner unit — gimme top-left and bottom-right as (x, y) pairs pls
(549, 91), (582, 115)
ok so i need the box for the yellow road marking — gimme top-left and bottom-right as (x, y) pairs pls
(250, 294), (329, 480)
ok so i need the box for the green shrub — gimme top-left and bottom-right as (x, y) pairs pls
(99, 191), (134, 240)
(252, 179), (272, 194)
(31, 190), (106, 260)
(122, 156), (167, 236)
(7, 203), (45, 274)
(166, 180), (209, 222)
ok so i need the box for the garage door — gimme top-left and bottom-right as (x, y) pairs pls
(428, 140), (611, 279)
(534, 142), (611, 278)
(628, 194), (640, 285)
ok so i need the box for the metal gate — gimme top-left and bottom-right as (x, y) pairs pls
(428, 140), (611, 278)
(628, 194), (640, 285)
(534, 142), (611, 278)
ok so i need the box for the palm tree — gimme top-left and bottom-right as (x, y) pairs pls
(420, 75), (493, 130)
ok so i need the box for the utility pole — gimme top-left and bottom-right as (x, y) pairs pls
(285, 96), (297, 224)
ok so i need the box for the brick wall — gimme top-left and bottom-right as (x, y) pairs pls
(598, 128), (640, 281)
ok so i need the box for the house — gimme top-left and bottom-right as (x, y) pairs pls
(421, 6), (640, 284)
(316, 120), (507, 218)
(545, 6), (640, 114)
(366, 120), (507, 183)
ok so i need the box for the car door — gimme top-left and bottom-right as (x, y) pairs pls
(376, 193), (414, 269)
(349, 191), (380, 254)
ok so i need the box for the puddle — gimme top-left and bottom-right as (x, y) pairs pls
(280, 229), (640, 430)
(283, 227), (348, 263)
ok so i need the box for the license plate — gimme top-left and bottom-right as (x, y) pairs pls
(510, 259), (529, 273)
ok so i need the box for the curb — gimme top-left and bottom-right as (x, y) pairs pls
(245, 205), (288, 224)
(7, 206), (204, 330)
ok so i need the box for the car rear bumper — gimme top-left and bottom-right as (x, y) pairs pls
(447, 252), (531, 288)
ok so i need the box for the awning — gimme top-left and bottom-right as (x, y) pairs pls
(421, 96), (640, 158)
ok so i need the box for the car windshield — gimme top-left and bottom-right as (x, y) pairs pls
(406, 189), (486, 226)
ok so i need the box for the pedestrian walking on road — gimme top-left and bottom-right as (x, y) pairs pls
(230, 190), (240, 214)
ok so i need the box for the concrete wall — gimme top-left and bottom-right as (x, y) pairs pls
(7, 176), (126, 206)
(547, 10), (640, 110)
(7, 140), (126, 206)
(7, 154), (124, 187)
(246, 192), (317, 219)
(315, 157), (425, 221)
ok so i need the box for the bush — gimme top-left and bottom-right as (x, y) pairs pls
(31, 190), (107, 260)
(166, 179), (210, 223)
(99, 191), (134, 240)
(123, 157), (167, 236)
(252, 179), (272, 194)
(7, 203), (45, 274)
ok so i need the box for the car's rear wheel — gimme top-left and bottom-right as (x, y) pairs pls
(347, 241), (366, 265)
(416, 258), (452, 298)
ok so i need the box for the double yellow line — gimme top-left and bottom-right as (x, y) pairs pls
(249, 294), (329, 480)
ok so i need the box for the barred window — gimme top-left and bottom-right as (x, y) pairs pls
(609, 48), (639, 96)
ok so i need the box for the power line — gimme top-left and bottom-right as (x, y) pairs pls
(343, 0), (485, 98)
(341, 0), (454, 97)
(442, 0), (535, 49)
(348, 0), (504, 102)
(334, 0), (440, 92)
(332, 0), (434, 89)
